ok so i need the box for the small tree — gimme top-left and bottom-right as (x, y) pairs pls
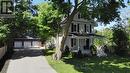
(94, 28), (113, 46)
(112, 25), (129, 56)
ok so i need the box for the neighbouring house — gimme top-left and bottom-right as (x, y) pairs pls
(0, 0), (15, 18)
(46, 12), (103, 55)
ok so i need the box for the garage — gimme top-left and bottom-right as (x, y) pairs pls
(14, 38), (41, 49)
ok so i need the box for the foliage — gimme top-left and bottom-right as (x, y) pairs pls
(94, 28), (113, 46)
(62, 45), (70, 57)
(112, 25), (129, 56)
(35, 3), (63, 42)
(90, 45), (97, 55)
(0, 19), (10, 46)
(127, 19), (130, 43)
(51, 0), (126, 24)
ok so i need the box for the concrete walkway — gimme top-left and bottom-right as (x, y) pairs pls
(6, 49), (57, 73)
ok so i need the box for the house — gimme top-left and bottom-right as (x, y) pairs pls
(47, 12), (103, 55)
(63, 12), (98, 55)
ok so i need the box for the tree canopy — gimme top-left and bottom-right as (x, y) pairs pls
(35, 3), (63, 42)
(51, 0), (126, 24)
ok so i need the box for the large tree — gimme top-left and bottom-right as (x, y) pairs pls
(46, 0), (127, 60)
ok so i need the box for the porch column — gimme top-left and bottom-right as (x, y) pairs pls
(77, 37), (79, 50)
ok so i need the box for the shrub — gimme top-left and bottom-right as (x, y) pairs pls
(90, 45), (97, 55)
(62, 45), (70, 57)
(112, 25), (129, 56)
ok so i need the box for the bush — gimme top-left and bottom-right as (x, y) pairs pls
(62, 46), (70, 57)
(90, 45), (97, 55)
(112, 25), (129, 56)
(48, 44), (56, 50)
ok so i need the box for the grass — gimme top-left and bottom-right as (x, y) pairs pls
(45, 49), (130, 73)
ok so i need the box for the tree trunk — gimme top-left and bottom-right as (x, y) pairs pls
(53, 8), (78, 60)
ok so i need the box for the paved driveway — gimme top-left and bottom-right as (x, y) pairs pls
(6, 49), (57, 73)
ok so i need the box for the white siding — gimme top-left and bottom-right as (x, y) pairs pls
(0, 46), (7, 59)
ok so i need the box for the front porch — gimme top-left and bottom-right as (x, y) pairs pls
(66, 33), (104, 55)
(69, 36), (93, 55)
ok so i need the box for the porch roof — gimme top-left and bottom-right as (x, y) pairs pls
(69, 32), (104, 38)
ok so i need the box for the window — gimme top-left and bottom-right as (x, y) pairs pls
(1, 1), (13, 14)
(71, 38), (76, 47)
(86, 26), (89, 33)
(71, 23), (77, 32)
(84, 24), (89, 33)
(78, 14), (81, 19)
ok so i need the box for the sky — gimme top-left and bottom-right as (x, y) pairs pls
(32, 0), (130, 30)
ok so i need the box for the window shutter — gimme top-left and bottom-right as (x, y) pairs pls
(71, 38), (73, 47)
(77, 24), (79, 32)
(84, 24), (86, 32)
(71, 23), (73, 32)
(90, 25), (92, 33)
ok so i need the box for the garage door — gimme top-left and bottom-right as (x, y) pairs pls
(14, 41), (22, 48)
(14, 38), (41, 49)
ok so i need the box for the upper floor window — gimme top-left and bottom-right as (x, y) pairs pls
(1, 1), (13, 14)
(71, 23), (77, 32)
(84, 24), (89, 33)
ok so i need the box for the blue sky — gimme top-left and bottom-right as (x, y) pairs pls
(32, 0), (130, 30)
(32, 0), (45, 5)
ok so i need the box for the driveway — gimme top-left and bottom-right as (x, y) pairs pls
(6, 49), (57, 73)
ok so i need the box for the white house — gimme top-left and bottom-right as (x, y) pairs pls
(45, 12), (103, 55)
(63, 12), (97, 54)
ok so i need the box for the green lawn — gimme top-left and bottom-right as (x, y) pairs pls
(45, 49), (130, 73)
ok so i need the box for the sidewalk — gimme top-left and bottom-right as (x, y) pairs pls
(6, 49), (57, 73)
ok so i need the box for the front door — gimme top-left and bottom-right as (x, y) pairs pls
(79, 39), (85, 50)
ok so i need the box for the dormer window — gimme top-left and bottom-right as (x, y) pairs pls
(78, 14), (81, 19)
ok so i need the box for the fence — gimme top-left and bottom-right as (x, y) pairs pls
(0, 46), (7, 59)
